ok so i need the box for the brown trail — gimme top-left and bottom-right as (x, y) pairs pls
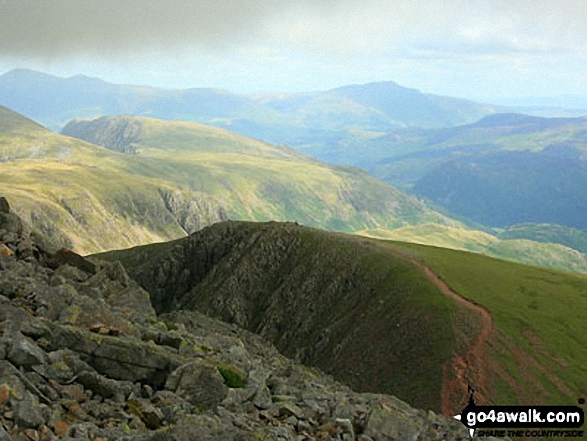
(410, 260), (494, 416)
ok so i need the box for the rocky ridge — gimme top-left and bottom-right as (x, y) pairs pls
(0, 197), (496, 440)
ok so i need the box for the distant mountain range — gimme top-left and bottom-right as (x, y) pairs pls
(0, 68), (500, 135)
(3, 68), (587, 265)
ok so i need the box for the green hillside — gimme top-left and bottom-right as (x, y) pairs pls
(94, 221), (462, 412)
(0, 109), (226, 253)
(0, 107), (459, 255)
(498, 223), (587, 255)
(95, 221), (587, 416)
(390, 240), (587, 409)
(359, 224), (587, 273)
(4, 107), (587, 272)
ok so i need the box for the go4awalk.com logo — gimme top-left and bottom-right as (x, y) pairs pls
(453, 386), (585, 439)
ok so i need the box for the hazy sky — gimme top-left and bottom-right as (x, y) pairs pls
(0, 0), (586, 101)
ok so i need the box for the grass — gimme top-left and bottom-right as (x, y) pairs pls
(217, 366), (245, 389)
(386, 240), (587, 407)
(0, 109), (457, 255)
(358, 224), (587, 274)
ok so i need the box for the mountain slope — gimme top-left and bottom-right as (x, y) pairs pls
(0, 107), (459, 255)
(59, 114), (458, 233)
(0, 198), (473, 440)
(96, 220), (587, 416)
(94, 221), (461, 412)
(0, 107), (227, 253)
(358, 224), (587, 274)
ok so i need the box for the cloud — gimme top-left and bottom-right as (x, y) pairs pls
(0, 0), (585, 63)
(0, 0), (287, 58)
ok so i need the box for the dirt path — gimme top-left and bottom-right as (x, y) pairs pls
(410, 260), (495, 416)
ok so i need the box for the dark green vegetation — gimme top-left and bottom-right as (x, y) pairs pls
(96, 221), (460, 411)
(217, 366), (245, 389)
(0, 106), (459, 254)
(96, 221), (587, 414)
(390, 240), (587, 408)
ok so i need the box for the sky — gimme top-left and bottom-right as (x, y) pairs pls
(0, 0), (586, 103)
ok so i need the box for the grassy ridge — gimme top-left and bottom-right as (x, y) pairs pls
(98, 221), (587, 413)
(95, 221), (460, 412)
(388, 240), (587, 406)
(1, 108), (459, 254)
(59, 115), (460, 232)
(359, 224), (587, 273)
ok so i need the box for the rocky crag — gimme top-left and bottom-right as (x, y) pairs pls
(0, 197), (496, 440)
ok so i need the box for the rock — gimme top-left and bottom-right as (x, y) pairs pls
(126, 399), (164, 430)
(76, 371), (119, 400)
(252, 386), (272, 410)
(278, 402), (304, 419)
(0, 198), (9, 214)
(45, 324), (182, 387)
(13, 395), (46, 428)
(0, 426), (10, 441)
(53, 420), (70, 437)
(363, 401), (424, 440)
(165, 361), (227, 409)
(46, 249), (96, 275)
(6, 331), (46, 368)
(335, 418), (354, 437)
(54, 264), (90, 282)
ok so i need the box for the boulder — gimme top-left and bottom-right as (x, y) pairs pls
(13, 394), (46, 428)
(6, 331), (46, 368)
(165, 361), (227, 409)
(45, 324), (182, 387)
(0, 426), (11, 441)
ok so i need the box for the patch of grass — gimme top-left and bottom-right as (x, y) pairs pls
(217, 366), (245, 389)
(164, 321), (178, 331)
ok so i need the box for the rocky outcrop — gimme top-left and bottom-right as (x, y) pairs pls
(158, 189), (228, 235)
(100, 221), (464, 413)
(61, 117), (142, 154)
(0, 199), (499, 440)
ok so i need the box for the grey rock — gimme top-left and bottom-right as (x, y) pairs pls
(165, 361), (227, 409)
(13, 395), (46, 428)
(76, 371), (119, 400)
(0, 426), (11, 441)
(279, 402), (304, 419)
(6, 331), (46, 368)
(54, 264), (90, 283)
(335, 418), (355, 437)
(130, 399), (164, 430)
(46, 324), (182, 387)
(363, 402), (424, 441)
